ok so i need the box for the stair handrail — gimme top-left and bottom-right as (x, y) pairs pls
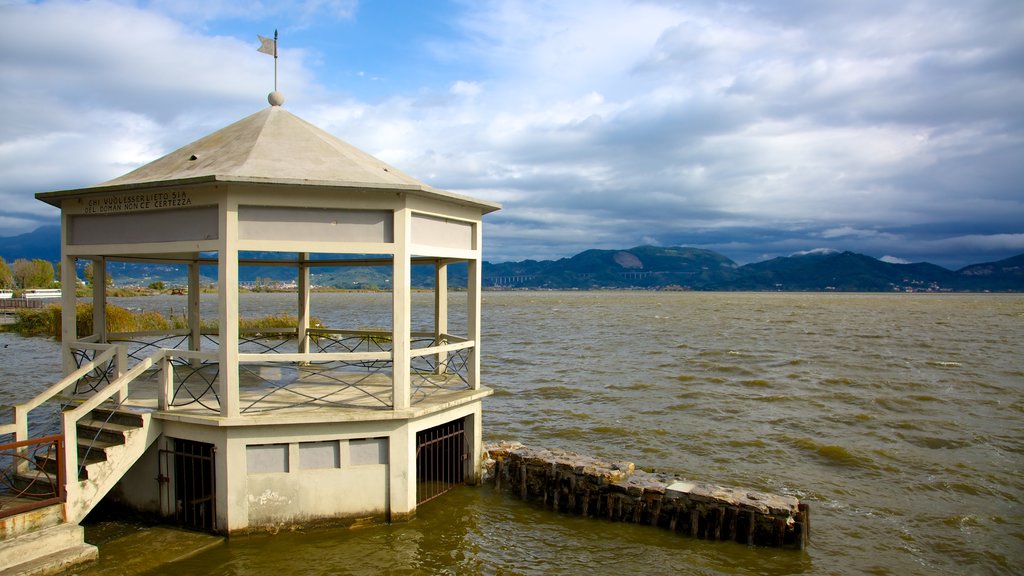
(61, 347), (169, 487)
(1, 344), (121, 443)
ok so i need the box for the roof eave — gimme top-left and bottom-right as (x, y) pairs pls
(35, 174), (502, 214)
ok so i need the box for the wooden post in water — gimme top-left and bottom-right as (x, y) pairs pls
(728, 507), (738, 542)
(799, 502), (811, 548)
(520, 463), (528, 500)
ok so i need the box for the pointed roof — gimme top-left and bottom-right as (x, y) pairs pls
(37, 105), (500, 213)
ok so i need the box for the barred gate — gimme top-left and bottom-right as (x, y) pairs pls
(416, 418), (467, 505)
(159, 439), (216, 532)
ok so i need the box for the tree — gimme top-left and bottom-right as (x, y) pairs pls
(82, 261), (113, 287)
(13, 258), (55, 289)
(0, 257), (13, 289)
(34, 259), (55, 288)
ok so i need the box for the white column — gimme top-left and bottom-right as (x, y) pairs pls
(91, 257), (106, 343)
(392, 208), (412, 410)
(222, 434), (248, 532)
(297, 252), (310, 355)
(188, 261), (201, 353)
(434, 261), (448, 374)
(467, 224), (482, 390)
(387, 425), (416, 521)
(465, 406), (484, 484)
(59, 214), (76, 375)
(218, 200), (240, 417)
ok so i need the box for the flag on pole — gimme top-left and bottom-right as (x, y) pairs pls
(257, 34), (276, 57)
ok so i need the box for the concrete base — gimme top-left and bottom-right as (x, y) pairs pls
(0, 523), (98, 576)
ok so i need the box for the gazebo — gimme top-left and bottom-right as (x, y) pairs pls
(24, 93), (500, 534)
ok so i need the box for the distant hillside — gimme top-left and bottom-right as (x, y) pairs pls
(733, 250), (957, 291)
(1, 226), (1021, 291)
(955, 254), (1024, 291)
(0, 225), (61, 263)
(484, 246), (741, 289)
(483, 246), (1024, 292)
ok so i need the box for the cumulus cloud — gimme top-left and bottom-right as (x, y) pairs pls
(1, 0), (1021, 268)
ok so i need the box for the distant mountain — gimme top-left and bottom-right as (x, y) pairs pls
(484, 246), (740, 289)
(0, 225), (61, 263)
(734, 250), (958, 291)
(954, 254), (1024, 291)
(485, 246), (1023, 292)
(1, 226), (1021, 291)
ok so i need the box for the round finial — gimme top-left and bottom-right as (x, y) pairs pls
(268, 91), (285, 106)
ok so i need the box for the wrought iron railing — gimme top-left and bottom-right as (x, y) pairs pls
(15, 327), (475, 427)
(0, 434), (64, 518)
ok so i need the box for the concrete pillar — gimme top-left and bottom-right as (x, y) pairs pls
(60, 215), (77, 375)
(387, 423), (416, 521)
(222, 432), (248, 533)
(218, 200), (240, 418)
(188, 261), (201, 354)
(297, 252), (310, 355)
(467, 254), (482, 390)
(92, 257), (106, 343)
(434, 262), (448, 374)
(465, 405), (483, 484)
(392, 208), (411, 410)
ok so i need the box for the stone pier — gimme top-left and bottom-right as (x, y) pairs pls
(482, 442), (809, 549)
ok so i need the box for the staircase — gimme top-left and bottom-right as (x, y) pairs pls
(0, 408), (161, 575)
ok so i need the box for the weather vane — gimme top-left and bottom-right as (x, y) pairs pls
(257, 30), (282, 105)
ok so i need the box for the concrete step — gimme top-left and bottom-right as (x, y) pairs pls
(0, 503), (62, 540)
(77, 419), (136, 446)
(0, 523), (97, 576)
(8, 468), (59, 497)
(88, 409), (145, 429)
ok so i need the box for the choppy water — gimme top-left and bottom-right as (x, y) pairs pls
(1, 291), (1021, 575)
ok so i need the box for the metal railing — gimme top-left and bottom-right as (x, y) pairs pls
(1, 327), (476, 450)
(0, 435), (64, 518)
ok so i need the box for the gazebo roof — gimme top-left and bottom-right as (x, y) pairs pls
(37, 104), (500, 214)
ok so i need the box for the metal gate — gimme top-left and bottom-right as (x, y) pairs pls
(416, 418), (467, 505)
(159, 439), (216, 531)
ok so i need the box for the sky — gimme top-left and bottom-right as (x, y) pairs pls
(1, 0), (1022, 269)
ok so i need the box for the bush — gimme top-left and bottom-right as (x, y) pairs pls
(10, 305), (61, 337)
(9, 304), (316, 340)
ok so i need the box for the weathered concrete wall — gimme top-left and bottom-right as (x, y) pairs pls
(483, 442), (810, 549)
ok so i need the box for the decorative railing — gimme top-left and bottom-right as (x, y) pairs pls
(1, 328), (476, 474)
(98, 327), (474, 413)
(0, 435), (64, 518)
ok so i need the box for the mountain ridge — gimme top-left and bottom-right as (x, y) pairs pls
(1, 227), (1021, 291)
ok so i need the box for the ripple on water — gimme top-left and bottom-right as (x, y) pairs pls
(531, 385), (579, 399)
(790, 437), (869, 468)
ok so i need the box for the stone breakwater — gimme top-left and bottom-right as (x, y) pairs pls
(482, 442), (810, 549)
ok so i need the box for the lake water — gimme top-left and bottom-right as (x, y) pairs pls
(1, 291), (1021, 575)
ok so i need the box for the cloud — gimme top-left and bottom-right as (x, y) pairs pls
(793, 248), (840, 257)
(0, 0), (322, 229)
(1, 0), (1021, 269)
(879, 255), (912, 264)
